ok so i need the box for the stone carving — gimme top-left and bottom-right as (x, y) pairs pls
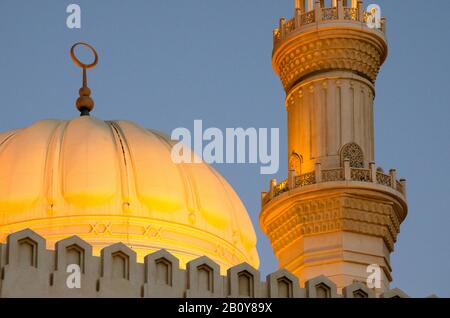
(142, 225), (163, 239)
(322, 8), (338, 21)
(341, 143), (364, 168)
(377, 172), (391, 187)
(344, 7), (358, 21)
(295, 172), (315, 187)
(289, 153), (302, 175)
(351, 168), (371, 182)
(322, 169), (344, 182)
(274, 36), (384, 92)
(300, 11), (315, 25)
(262, 162), (406, 207)
(275, 6), (386, 48)
(274, 180), (289, 196)
(264, 196), (400, 253)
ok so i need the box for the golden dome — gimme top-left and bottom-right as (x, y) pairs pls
(0, 116), (259, 270)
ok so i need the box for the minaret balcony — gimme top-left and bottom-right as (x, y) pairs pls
(274, 0), (386, 50)
(262, 162), (406, 208)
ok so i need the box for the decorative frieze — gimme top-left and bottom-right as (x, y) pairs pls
(265, 196), (400, 253)
(275, 37), (383, 92)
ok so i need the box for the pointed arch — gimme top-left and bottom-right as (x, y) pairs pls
(289, 152), (303, 175)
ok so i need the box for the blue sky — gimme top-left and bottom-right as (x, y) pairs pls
(0, 0), (449, 297)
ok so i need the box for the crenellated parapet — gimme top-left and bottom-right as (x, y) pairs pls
(0, 229), (420, 298)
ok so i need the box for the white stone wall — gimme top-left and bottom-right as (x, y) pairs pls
(0, 229), (412, 298)
(286, 73), (375, 172)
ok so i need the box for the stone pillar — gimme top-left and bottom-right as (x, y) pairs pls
(286, 76), (375, 172)
(315, 162), (322, 183)
(288, 169), (296, 189)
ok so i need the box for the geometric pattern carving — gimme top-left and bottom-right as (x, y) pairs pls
(376, 171), (392, 187)
(322, 168), (344, 182)
(351, 168), (371, 181)
(322, 8), (338, 21)
(341, 143), (364, 168)
(275, 6), (384, 46)
(274, 37), (384, 92)
(295, 172), (315, 187)
(264, 196), (401, 253)
(263, 159), (407, 207)
(344, 7), (358, 21)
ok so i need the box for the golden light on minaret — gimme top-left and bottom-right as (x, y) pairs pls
(0, 43), (259, 272)
(260, 0), (407, 294)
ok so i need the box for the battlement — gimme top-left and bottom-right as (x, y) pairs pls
(0, 228), (417, 298)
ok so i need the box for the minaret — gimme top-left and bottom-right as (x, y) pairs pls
(260, 0), (407, 293)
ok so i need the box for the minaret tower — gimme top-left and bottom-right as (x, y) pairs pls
(260, 0), (407, 292)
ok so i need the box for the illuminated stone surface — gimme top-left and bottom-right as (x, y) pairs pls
(0, 116), (259, 271)
(261, 0), (407, 295)
(0, 229), (414, 298)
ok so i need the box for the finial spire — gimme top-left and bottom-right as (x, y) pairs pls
(70, 42), (99, 116)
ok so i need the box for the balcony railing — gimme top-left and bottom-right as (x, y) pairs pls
(322, 7), (338, 21)
(344, 7), (358, 21)
(274, 3), (386, 47)
(262, 161), (406, 207)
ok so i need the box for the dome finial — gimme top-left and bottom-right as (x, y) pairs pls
(70, 42), (99, 116)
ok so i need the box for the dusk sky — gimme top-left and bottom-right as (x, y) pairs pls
(0, 0), (449, 297)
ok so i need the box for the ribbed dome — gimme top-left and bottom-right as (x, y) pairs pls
(0, 116), (259, 270)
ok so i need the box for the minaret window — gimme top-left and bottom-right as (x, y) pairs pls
(289, 153), (303, 175)
(340, 143), (364, 168)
